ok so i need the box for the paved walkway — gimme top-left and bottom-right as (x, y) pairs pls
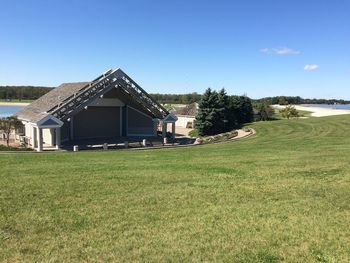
(202, 128), (256, 145)
(0, 128), (256, 153)
(175, 126), (192, 136)
(236, 129), (252, 139)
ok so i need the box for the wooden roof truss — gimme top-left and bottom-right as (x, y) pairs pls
(47, 69), (169, 121)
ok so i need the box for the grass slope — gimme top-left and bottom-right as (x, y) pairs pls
(1, 116), (350, 262)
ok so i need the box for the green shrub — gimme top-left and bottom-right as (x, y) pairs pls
(0, 145), (32, 151)
(199, 130), (238, 144)
(279, 105), (300, 119)
(188, 129), (199, 137)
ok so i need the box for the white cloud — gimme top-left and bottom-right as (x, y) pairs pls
(304, 64), (319, 71)
(260, 47), (301, 55)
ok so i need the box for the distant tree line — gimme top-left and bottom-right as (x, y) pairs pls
(0, 86), (53, 101)
(150, 93), (202, 104)
(1, 86), (349, 106)
(195, 88), (253, 136)
(254, 96), (350, 105)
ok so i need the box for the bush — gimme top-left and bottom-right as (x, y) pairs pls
(279, 105), (299, 119)
(0, 145), (32, 151)
(197, 130), (238, 144)
(188, 129), (199, 137)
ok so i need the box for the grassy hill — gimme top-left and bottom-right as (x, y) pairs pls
(1, 115), (350, 262)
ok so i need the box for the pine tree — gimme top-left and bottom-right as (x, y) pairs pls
(196, 88), (218, 136)
(229, 96), (253, 126)
(217, 88), (230, 132)
(195, 89), (254, 136)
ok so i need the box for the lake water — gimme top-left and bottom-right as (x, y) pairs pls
(0, 105), (25, 118)
(302, 104), (350, 110)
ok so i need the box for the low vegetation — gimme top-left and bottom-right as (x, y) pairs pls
(195, 130), (239, 144)
(272, 108), (313, 120)
(1, 115), (350, 261)
(0, 145), (32, 151)
(0, 117), (23, 147)
(279, 105), (300, 119)
(253, 102), (275, 121)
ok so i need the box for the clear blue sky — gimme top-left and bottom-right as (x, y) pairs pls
(1, 0), (349, 99)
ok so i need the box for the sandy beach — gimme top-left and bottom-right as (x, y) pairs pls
(0, 102), (30, 106)
(273, 104), (350, 117)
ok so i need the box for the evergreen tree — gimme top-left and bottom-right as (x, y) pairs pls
(196, 88), (220, 136)
(229, 96), (253, 125)
(217, 88), (230, 132)
(196, 89), (254, 136)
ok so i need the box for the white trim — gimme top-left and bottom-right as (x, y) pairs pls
(37, 127), (43, 152)
(36, 114), (64, 128)
(50, 128), (55, 146)
(33, 126), (37, 148)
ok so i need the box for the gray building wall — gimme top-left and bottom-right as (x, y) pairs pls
(127, 107), (154, 135)
(61, 121), (70, 141)
(59, 87), (158, 142)
(73, 106), (121, 139)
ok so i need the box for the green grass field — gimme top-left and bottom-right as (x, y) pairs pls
(1, 115), (350, 262)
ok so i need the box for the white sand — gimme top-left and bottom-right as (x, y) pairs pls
(273, 104), (350, 117)
(0, 102), (30, 106)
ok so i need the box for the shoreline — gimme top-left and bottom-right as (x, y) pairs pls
(0, 102), (30, 106)
(273, 104), (350, 117)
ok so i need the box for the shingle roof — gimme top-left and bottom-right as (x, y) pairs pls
(16, 82), (89, 122)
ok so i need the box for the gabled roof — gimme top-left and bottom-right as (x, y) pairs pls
(36, 115), (64, 128)
(16, 68), (169, 123)
(16, 82), (89, 122)
(163, 113), (178, 122)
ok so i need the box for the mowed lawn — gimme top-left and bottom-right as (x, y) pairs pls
(1, 116), (350, 262)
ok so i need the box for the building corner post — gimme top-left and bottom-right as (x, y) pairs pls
(37, 127), (43, 152)
(162, 122), (167, 138)
(55, 128), (61, 150)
